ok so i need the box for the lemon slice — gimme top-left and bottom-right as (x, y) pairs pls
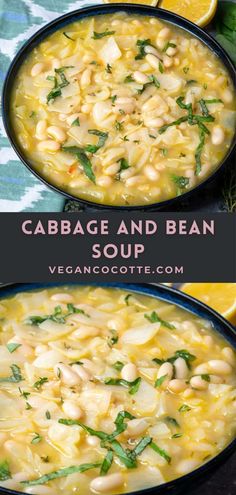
(159, 0), (218, 27)
(181, 283), (236, 325)
(104, 0), (159, 5)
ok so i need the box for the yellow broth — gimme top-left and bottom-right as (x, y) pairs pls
(0, 286), (235, 495)
(10, 13), (235, 206)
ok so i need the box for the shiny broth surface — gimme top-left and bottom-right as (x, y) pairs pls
(0, 286), (235, 494)
(11, 13), (236, 206)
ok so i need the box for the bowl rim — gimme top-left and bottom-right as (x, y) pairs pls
(0, 282), (235, 495)
(2, 3), (236, 211)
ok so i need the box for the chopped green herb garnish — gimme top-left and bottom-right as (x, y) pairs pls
(0, 364), (23, 383)
(115, 120), (124, 131)
(159, 116), (189, 134)
(135, 39), (153, 60)
(124, 74), (135, 83)
(104, 377), (141, 395)
(46, 66), (74, 103)
(159, 61), (164, 73)
(63, 32), (75, 41)
(195, 127), (205, 176)
(100, 450), (113, 475)
(153, 349), (196, 369)
(112, 361), (124, 371)
(6, 343), (21, 353)
(71, 117), (80, 126)
(33, 377), (48, 390)
(183, 66), (189, 74)
(163, 42), (176, 52)
(178, 404), (191, 413)
(45, 410), (51, 420)
(19, 388), (30, 399)
(92, 30), (115, 39)
(41, 456), (50, 463)
(171, 175), (190, 196)
(129, 436), (152, 460)
(186, 79), (197, 85)
(29, 111), (36, 118)
(144, 311), (175, 329)
(86, 129), (108, 154)
(106, 63), (112, 73)
(155, 374), (167, 388)
(26, 402), (32, 410)
(150, 441), (171, 463)
(62, 146), (96, 183)
(31, 433), (42, 445)
(117, 158), (129, 179)
(25, 304), (89, 326)
(107, 329), (118, 348)
(21, 463), (101, 486)
(201, 374), (211, 382)
(172, 433), (183, 438)
(165, 417), (180, 428)
(124, 294), (132, 305)
(111, 95), (117, 104)
(160, 148), (168, 156)
(0, 460), (11, 481)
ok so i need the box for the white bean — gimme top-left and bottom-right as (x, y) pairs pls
(208, 360), (232, 375)
(87, 436), (100, 447)
(54, 363), (81, 386)
(174, 357), (189, 379)
(145, 117), (164, 128)
(144, 165), (160, 181)
(126, 418), (148, 437)
(144, 45), (162, 58)
(115, 97), (135, 114)
(72, 325), (100, 339)
(104, 163), (120, 176)
(163, 55), (173, 68)
(166, 46), (177, 57)
(72, 364), (91, 382)
(133, 71), (150, 84)
(168, 379), (187, 393)
(90, 473), (124, 493)
(211, 126), (225, 145)
(203, 335), (213, 346)
(51, 58), (60, 70)
(145, 53), (160, 70)
(121, 363), (138, 382)
(120, 167), (135, 180)
(183, 387), (194, 398)
(31, 62), (45, 77)
(156, 38), (166, 51)
(158, 27), (171, 40)
(80, 68), (92, 88)
(126, 176), (143, 187)
(194, 363), (209, 374)
(62, 400), (83, 420)
(35, 120), (47, 141)
(67, 113), (81, 126)
(221, 88), (233, 103)
(97, 176), (113, 187)
(35, 344), (48, 355)
(222, 347), (235, 366)
(37, 140), (60, 152)
(209, 375), (223, 384)
(190, 375), (209, 390)
(157, 362), (173, 380)
(81, 103), (92, 114)
(25, 487), (56, 495)
(51, 293), (74, 303)
(47, 126), (66, 143)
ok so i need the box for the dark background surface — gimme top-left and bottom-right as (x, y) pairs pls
(188, 451), (236, 495)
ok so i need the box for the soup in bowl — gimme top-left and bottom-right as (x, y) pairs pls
(0, 284), (235, 495)
(7, 8), (236, 207)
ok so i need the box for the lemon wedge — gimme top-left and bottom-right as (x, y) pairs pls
(181, 283), (236, 325)
(159, 0), (218, 27)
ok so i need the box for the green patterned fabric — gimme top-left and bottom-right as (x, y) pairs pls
(0, 0), (97, 211)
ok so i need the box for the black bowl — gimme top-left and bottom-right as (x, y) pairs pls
(0, 282), (235, 495)
(2, 4), (236, 211)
